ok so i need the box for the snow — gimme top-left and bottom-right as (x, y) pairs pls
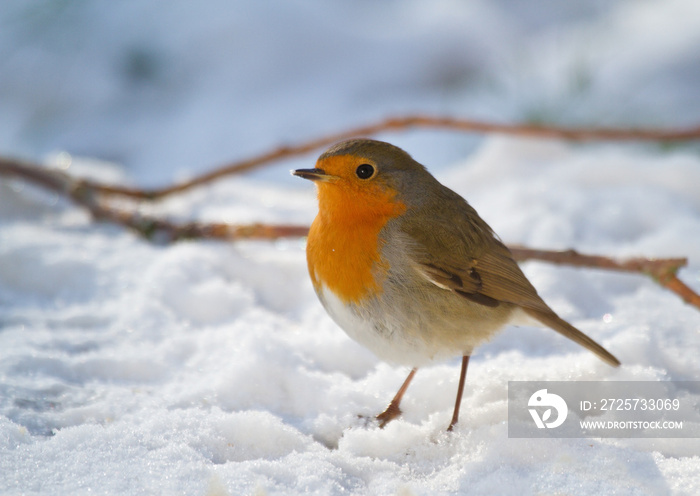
(1, 1), (700, 495)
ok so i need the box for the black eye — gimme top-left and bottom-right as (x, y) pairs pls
(355, 164), (375, 179)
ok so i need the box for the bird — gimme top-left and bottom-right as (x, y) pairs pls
(293, 138), (620, 431)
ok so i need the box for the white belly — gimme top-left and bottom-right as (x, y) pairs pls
(318, 285), (429, 365)
(317, 284), (511, 367)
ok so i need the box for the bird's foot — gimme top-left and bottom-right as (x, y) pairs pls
(375, 402), (402, 428)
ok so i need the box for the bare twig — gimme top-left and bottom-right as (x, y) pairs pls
(509, 246), (699, 309)
(1, 117), (699, 312)
(78, 116), (700, 200)
(0, 157), (310, 242)
(0, 157), (74, 194)
(509, 246), (686, 280)
(661, 276), (700, 309)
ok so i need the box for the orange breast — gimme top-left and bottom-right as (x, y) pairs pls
(306, 181), (406, 304)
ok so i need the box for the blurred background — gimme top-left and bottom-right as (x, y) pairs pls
(0, 0), (698, 186)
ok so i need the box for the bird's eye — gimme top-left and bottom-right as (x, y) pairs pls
(355, 164), (375, 179)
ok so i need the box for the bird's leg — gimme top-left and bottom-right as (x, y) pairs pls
(376, 368), (417, 428)
(447, 355), (470, 432)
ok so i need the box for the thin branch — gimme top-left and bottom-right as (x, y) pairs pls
(77, 116), (700, 200)
(0, 158), (309, 242)
(661, 275), (700, 309)
(1, 128), (699, 312)
(509, 246), (699, 309)
(509, 246), (687, 280)
(0, 157), (74, 194)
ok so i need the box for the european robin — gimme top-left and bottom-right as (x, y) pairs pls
(293, 139), (620, 431)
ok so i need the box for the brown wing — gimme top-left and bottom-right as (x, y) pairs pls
(414, 246), (620, 367)
(402, 194), (620, 367)
(415, 261), (501, 307)
(414, 236), (550, 314)
(469, 240), (552, 313)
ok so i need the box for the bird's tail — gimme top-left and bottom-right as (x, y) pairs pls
(523, 308), (621, 367)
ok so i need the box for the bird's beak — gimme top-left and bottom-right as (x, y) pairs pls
(292, 168), (334, 182)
